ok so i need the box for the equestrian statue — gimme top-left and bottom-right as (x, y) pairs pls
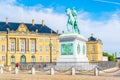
(66, 7), (80, 34)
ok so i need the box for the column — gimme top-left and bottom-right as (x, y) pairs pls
(36, 38), (38, 53)
(19, 38), (20, 53)
(16, 38), (17, 53)
(29, 38), (30, 52)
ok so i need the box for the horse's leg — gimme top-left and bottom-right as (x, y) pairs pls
(67, 21), (70, 32)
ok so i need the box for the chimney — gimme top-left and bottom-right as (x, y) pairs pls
(51, 30), (52, 34)
(36, 29), (38, 33)
(42, 20), (44, 26)
(32, 19), (35, 26)
(6, 17), (8, 24)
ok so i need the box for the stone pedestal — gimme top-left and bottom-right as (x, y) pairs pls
(50, 68), (54, 75)
(15, 67), (18, 74)
(71, 67), (75, 75)
(31, 67), (35, 74)
(8, 66), (11, 72)
(94, 66), (99, 76)
(57, 33), (89, 68)
(0, 67), (3, 74)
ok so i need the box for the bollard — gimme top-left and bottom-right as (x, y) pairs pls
(94, 66), (99, 76)
(31, 67), (35, 74)
(0, 67), (3, 74)
(71, 67), (75, 75)
(8, 66), (11, 72)
(15, 67), (18, 74)
(50, 67), (54, 75)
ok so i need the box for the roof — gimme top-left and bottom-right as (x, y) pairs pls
(0, 22), (56, 34)
(88, 36), (97, 41)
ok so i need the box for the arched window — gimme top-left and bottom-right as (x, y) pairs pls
(20, 55), (26, 63)
(31, 56), (35, 62)
(11, 55), (15, 64)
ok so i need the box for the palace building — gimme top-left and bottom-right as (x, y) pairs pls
(86, 34), (103, 62)
(0, 18), (60, 66)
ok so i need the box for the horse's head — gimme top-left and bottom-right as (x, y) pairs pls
(66, 8), (71, 15)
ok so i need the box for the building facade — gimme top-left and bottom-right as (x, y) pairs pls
(0, 18), (60, 66)
(86, 34), (103, 62)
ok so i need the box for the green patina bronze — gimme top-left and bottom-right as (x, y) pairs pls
(66, 7), (80, 34)
(61, 43), (73, 55)
(77, 44), (80, 54)
(83, 45), (85, 55)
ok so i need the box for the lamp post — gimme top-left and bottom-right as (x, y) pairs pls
(49, 37), (52, 63)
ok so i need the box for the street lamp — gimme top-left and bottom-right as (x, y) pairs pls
(49, 36), (52, 63)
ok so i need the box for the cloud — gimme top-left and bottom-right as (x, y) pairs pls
(94, 0), (120, 5)
(0, 0), (120, 55)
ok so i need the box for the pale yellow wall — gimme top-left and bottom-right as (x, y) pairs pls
(0, 23), (60, 66)
(86, 41), (103, 62)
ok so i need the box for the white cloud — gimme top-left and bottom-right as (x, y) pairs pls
(0, 0), (120, 55)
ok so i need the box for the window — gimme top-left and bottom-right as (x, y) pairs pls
(2, 56), (5, 61)
(91, 55), (95, 61)
(39, 46), (42, 52)
(53, 39), (56, 42)
(2, 45), (5, 52)
(46, 56), (49, 61)
(53, 57), (56, 61)
(31, 42), (35, 53)
(46, 39), (49, 42)
(39, 39), (43, 42)
(31, 56), (35, 62)
(11, 56), (15, 64)
(21, 41), (25, 53)
(53, 46), (56, 52)
(11, 42), (15, 52)
(91, 45), (95, 52)
(2, 37), (6, 41)
(46, 46), (49, 52)
(20, 55), (26, 63)
(40, 56), (42, 61)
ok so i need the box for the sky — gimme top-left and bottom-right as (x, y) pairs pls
(0, 0), (120, 57)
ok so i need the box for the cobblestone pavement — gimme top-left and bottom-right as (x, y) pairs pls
(0, 73), (120, 80)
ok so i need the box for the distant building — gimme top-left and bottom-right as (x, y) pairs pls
(102, 56), (108, 61)
(116, 57), (120, 62)
(86, 34), (103, 62)
(0, 18), (60, 66)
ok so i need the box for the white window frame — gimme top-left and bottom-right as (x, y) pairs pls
(2, 56), (5, 61)
(91, 55), (95, 61)
(40, 56), (42, 61)
(91, 45), (95, 52)
(31, 42), (35, 53)
(53, 46), (56, 52)
(39, 46), (42, 52)
(11, 42), (15, 53)
(21, 41), (25, 53)
(39, 39), (43, 42)
(46, 46), (49, 52)
(2, 45), (5, 52)
(46, 56), (49, 61)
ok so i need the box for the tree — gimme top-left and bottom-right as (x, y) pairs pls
(103, 52), (116, 61)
